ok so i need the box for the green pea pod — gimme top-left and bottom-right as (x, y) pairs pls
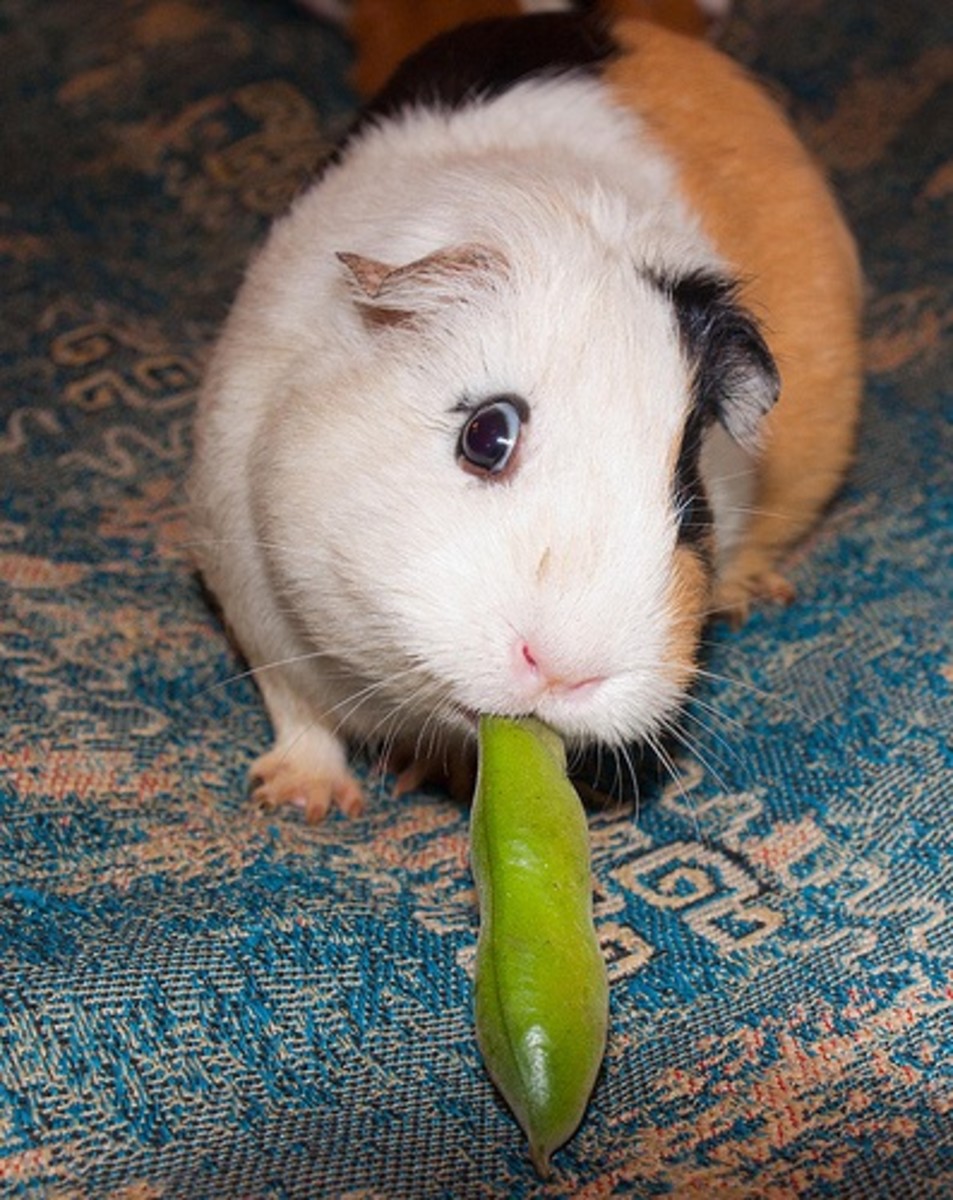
(471, 714), (609, 1176)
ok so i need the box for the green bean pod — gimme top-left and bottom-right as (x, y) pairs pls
(471, 715), (609, 1176)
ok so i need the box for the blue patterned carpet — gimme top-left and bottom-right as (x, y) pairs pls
(1, 1), (951, 1196)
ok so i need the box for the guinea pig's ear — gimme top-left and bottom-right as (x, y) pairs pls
(668, 271), (781, 450)
(336, 244), (507, 325)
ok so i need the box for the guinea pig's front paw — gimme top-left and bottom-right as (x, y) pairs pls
(713, 566), (797, 625)
(386, 751), (476, 802)
(251, 742), (364, 823)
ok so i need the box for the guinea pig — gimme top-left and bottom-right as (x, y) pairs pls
(189, 11), (862, 821)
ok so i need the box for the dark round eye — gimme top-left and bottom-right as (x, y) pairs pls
(457, 396), (527, 477)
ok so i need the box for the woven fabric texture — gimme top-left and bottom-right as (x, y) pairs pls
(1, 0), (951, 1196)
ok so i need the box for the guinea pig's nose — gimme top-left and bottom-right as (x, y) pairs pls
(513, 640), (605, 701)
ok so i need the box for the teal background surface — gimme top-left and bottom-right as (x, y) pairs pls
(1, 1), (951, 1194)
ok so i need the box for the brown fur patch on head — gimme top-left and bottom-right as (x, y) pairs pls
(665, 543), (712, 695)
(604, 0), (710, 38)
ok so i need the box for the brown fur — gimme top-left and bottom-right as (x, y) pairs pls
(666, 544), (711, 695)
(605, 20), (863, 614)
(349, 0), (712, 97)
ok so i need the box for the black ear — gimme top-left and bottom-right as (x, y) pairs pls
(667, 271), (780, 450)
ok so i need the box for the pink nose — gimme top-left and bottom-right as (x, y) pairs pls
(515, 640), (604, 699)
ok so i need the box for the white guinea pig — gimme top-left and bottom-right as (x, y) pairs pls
(190, 13), (862, 820)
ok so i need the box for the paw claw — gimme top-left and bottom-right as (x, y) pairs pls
(251, 747), (364, 823)
(713, 569), (796, 624)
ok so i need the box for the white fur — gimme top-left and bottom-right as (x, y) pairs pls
(190, 76), (742, 789)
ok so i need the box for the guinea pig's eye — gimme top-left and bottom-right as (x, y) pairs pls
(456, 395), (528, 477)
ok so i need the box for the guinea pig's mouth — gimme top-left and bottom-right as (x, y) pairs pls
(460, 705), (550, 732)
(453, 700), (592, 742)
(451, 704), (538, 735)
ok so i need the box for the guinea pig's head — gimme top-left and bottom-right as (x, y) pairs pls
(256, 220), (778, 756)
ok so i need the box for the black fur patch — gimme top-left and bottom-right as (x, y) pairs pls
(336, 13), (617, 160)
(656, 270), (780, 547)
(668, 271), (780, 442)
(673, 406), (716, 553)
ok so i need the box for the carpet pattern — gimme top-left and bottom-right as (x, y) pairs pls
(1, 0), (951, 1195)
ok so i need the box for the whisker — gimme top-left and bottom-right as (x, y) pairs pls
(706, 467), (756, 484)
(691, 664), (813, 724)
(322, 665), (424, 726)
(198, 648), (348, 696)
(183, 534), (309, 552)
(715, 504), (801, 523)
(666, 717), (734, 795)
(616, 740), (642, 816)
(353, 673), (454, 786)
(332, 674), (439, 763)
(645, 729), (701, 840)
(684, 687), (747, 735)
(677, 707), (746, 784)
(416, 693), (452, 770)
